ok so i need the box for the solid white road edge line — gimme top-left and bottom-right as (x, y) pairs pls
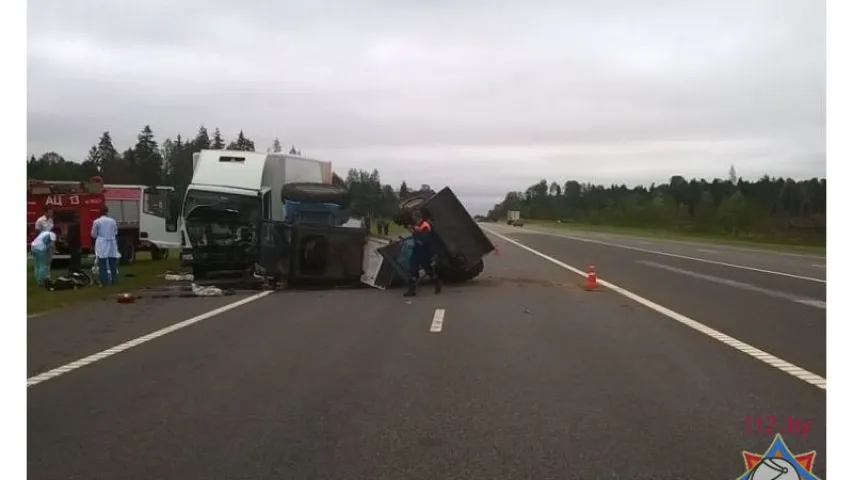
(482, 227), (827, 391)
(26, 290), (274, 388)
(524, 226), (826, 283)
(430, 308), (445, 333)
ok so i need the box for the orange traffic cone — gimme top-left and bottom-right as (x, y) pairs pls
(584, 264), (599, 291)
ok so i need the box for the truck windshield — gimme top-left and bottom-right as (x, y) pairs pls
(183, 189), (262, 223)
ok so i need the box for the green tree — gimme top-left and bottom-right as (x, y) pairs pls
(133, 125), (164, 186)
(194, 125), (211, 150)
(227, 130), (255, 151)
(96, 131), (122, 181)
(211, 128), (225, 149)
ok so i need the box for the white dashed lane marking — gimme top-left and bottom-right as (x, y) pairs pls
(638, 260), (826, 310)
(521, 227), (825, 283)
(430, 308), (445, 333)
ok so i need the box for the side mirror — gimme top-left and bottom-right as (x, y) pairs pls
(165, 192), (182, 232)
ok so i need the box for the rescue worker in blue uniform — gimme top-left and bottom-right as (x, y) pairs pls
(404, 210), (442, 297)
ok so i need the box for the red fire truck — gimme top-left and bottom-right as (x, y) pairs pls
(27, 177), (105, 266)
(27, 177), (180, 266)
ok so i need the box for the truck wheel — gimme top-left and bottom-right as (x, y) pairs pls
(192, 265), (207, 281)
(118, 238), (136, 265)
(151, 247), (167, 261)
(281, 183), (352, 209)
(393, 193), (433, 226)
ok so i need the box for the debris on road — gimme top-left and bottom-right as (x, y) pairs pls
(191, 284), (228, 297)
(164, 272), (194, 282)
(116, 293), (136, 304)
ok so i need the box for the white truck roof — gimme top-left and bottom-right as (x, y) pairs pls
(190, 150), (330, 193)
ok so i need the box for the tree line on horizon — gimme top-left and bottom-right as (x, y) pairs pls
(27, 124), (826, 245)
(486, 167), (826, 246)
(25, 124), (432, 220)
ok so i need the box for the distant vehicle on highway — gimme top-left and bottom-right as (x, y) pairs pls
(506, 210), (524, 226)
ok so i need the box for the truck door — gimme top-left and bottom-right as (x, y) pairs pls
(361, 236), (407, 289)
(255, 220), (291, 278)
(261, 189), (272, 220)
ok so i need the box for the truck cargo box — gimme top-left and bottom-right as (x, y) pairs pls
(365, 186), (494, 289)
(420, 187), (495, 272)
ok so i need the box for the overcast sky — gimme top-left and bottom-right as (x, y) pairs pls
(28, 0), (825, 213)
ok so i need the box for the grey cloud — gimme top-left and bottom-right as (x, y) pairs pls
(28, 0), (825, 208)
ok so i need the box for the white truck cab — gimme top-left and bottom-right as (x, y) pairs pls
(164, 149), (332, 271)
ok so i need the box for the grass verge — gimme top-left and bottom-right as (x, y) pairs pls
(27, 251), (181, 316)
(368, 221), (409, 239)
(524, 220), (826, 255)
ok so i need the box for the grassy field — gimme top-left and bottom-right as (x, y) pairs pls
(522, 220), (826, 255)
(27, 251), (181, 316)
(369, 220), (409, 238)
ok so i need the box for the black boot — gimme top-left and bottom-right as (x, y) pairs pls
(403, 277), (418, 297)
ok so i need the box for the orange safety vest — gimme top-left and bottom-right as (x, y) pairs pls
(413, 220), (431, 233)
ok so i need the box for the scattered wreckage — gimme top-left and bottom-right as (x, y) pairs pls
(169, 183), (495, 292)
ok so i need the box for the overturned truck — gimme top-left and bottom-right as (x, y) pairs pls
(363, 187), (495, 288)
(180, 182), (495, 289)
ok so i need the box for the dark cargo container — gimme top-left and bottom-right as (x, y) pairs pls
(371, 187), (494, 288)
(420, 187), (495, 272)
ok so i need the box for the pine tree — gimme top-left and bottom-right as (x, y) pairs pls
(82, 145), (101, 174)
(211, 128), (225, 149)
(194, 125), (211, 149)
(96, 131), (120, 181)
(133, 125), (163, 185)
(227, 130), (255, 151)
(272, 138), (282, 153)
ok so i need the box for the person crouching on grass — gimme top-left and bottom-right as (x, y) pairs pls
(31, 231), (57, 287)
(91, 206), (120, 286)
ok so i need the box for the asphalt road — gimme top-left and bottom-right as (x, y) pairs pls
(28, 227), (827, 479)
(522, 223), (826, 281)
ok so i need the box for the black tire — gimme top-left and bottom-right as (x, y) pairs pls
(281, 183), (352, 209)
(118, 237), (136, 265)
(151, 247), (167, 261)
(393, 193), (432, 226)
(69, 271), (92, 287)
(192, 265), (208, 281)
(50, 258), (70, 270)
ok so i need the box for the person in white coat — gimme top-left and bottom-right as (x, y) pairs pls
(31, 231), (57, 286)
(34, 207), (54, 234)
(91, 206), (120, 285)
(34, 207), (55, 268)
